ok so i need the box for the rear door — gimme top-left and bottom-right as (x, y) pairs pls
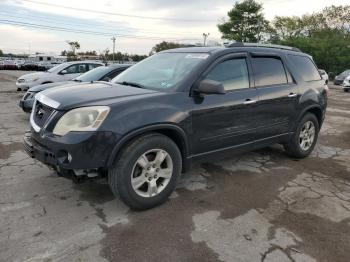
(191, 53), (259, 156)
(250, 53), (299, 141)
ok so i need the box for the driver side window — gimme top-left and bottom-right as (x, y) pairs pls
(205, 58), (249, 91)
(63, 65), (79, 74)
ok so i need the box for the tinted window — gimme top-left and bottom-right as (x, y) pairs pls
(252, 57), (287, 87)
(65, 65), (79, 74)
(205, 58), (249, 91)
(288, 55), (321, 81)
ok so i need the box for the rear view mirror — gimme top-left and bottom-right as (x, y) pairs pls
(60, 69), (68, 75)
(195, 79), (225, 95)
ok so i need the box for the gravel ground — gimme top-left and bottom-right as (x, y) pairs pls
(0, 71), (349, 262)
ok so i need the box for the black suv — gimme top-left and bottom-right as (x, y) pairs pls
(24, 44), (327, 210)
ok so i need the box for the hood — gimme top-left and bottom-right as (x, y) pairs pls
(29, 81), (72, 92)
(18, 72), (48, 80)
(39, 82), (158, 110)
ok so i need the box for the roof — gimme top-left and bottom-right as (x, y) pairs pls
(164, 44), (303, 55)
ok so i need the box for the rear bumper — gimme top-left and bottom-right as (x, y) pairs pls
(23, 130), (119, 170)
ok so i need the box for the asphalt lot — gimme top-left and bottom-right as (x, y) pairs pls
(0, 70), (349, 262)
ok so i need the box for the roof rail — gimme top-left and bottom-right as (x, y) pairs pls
(226, 42), (301, 52)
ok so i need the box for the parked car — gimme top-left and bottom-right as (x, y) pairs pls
(334, 69), (350, 85)
(342, 75), (350, 92)
(16, 61), (104, 91)
(19, 64), (131, 112)
(319, 69), (328, 84)
(24, 44), (327, 210)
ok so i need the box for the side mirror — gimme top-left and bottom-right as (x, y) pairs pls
(195, 79), (225, 95)
(60, 69), (68, 75)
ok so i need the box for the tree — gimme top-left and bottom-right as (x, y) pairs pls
(151, 41), (186, 54)
(271, 5), (350, 75)
(0, 49), (3, 56)
(218, 0), (270, 42)
(66, 41), (80, 56)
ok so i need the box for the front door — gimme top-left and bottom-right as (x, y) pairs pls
(191, 54), (259, 156)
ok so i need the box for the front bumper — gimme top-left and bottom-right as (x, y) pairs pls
(334, 79), (344, 85)
(23, 129), (119, 170)
(16, 82), (36, 91)
(19, 98), (34, 112)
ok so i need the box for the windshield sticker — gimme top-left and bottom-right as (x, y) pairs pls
(185, 54), (209, 59)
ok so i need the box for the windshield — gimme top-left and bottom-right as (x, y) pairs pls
(47, 63), (67, 73)
(112, 52), (209, 90)
(340, 70), (350, 75)
(75, 66), (112, 82)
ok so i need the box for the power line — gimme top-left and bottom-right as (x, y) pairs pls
(0, 19), (203, 41)
(0, 12), (204, 36)
(19, 0), (217, 23)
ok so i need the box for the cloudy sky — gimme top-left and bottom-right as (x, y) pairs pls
(0, 0), (348, 55)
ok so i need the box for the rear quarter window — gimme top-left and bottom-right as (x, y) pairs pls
(288, 55), (321, 82)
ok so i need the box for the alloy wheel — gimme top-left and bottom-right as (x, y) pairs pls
(131, 149), (173, 198)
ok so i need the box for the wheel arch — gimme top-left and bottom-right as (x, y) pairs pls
(107, 124), (190, 172)
(297, 105), (324, 128)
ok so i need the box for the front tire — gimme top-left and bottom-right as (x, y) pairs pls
(284, 113), (319, 158)
(108, 133), (182, 210)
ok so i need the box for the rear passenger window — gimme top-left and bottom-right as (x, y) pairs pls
(205, 58), (249, 91)
(288, 55), (321, 81)
(252, 57), (288, 87)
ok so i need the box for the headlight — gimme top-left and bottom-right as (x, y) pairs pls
(53, 106), (110, 136)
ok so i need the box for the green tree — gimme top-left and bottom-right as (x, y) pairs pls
(0, 49), (3, 56)
(218, 0), (270, 42)
(151, 41), (186, 54)
(271, 5), (350, 75)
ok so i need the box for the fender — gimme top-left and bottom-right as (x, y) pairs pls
(293, 104), (324, 131)
(106, 123), (190, 167)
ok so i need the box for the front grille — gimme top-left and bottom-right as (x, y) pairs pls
(33, 101), (55, 128)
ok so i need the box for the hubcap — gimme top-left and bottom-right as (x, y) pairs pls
(131, 149), (173, 198)
(299, 121), (315, 151)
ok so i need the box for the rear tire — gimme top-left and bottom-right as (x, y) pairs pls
(284, 113), (319, 158)
(108, 133), (182, 210)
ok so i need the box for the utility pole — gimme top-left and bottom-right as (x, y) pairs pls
(202, 33), (210, 46)
(111, 36), (116, 62)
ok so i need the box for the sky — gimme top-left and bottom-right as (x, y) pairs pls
(0, 0), (348, 55)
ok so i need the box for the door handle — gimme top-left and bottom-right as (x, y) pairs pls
(243, 99), (257, 105)
(288, 93), (298, 98)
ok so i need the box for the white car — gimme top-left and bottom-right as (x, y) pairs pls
(319, 69), (329, 84)
(16, 61), (104, 91)
(343, 75), (350, 92)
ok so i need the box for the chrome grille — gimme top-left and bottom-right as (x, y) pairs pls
(33, 101), (55, 128)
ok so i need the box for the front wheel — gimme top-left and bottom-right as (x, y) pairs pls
(284, 113), (319, 158)
(108, 133), (182, 210)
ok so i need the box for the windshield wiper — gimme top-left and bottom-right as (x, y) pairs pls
(73, 79), (82, 82)
(116, 81), (145, 89)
